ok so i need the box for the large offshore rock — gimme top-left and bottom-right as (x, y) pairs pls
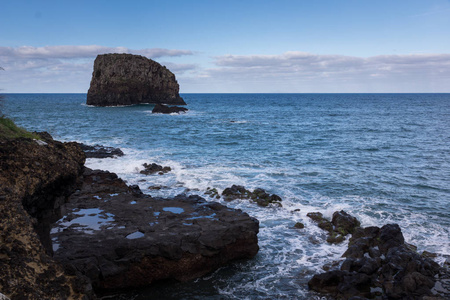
(87, 53), (186, 106)
(52, 168), (259, 293)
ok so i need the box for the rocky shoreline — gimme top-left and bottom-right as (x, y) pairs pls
(1, 133), (449, 299)
(307, 212), (450, 299)
(0, 134), (258, 299)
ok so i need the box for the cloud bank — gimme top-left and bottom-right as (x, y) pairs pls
(0, 45), (195, 92)
(0, 45), (193, 59)
(1, 47), (449, 93)
(188, 52), (450, 93)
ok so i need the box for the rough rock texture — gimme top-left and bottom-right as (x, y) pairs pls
(308, 220), (450, 299)
(140, 163), (171, 175)
(307, 210), (360, 244)
(152, 103), (188, 114)
(0, 133), (90, 299)
(222, 185), (282, 207)
(87, 54), (186, 106)
(78, 143), (124, 158)
(52, 168), (260, 292)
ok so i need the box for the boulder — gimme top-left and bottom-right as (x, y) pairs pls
(222, 185), (252, 201)
(79, 143), (124, 158)
(331, 210), (361, 235)
(294, 222), (305, 229)
(87, 54), (186, 106)
(152, 103), (188, 114)
(308, 221), (447, 299)
(51, 168), (259, 293)
(205, 187), (220, 199)
(307, 211), (360, 244)
(140, 163), (171, 175)
(222, 185), (282, 207)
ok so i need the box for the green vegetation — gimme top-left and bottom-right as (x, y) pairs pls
(0, 117), (41, 140)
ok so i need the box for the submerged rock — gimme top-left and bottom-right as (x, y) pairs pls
(52, 168), (259, 293)
(152, 103), (188, 114)
(79, 143), (124, 158)
(87, 53), (186, 107)
(294, 222), (305, 229)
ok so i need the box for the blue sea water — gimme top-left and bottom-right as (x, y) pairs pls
(3, 93), (450, 299)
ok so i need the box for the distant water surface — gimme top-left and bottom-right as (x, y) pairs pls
(4, 93), (450, 299)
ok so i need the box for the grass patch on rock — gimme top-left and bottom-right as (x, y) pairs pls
(0, 117), (40, 140)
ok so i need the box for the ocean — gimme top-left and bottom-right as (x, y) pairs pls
(3, 93), (450, 299)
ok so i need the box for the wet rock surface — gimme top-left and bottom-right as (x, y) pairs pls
(87, 54), (186, 106)
(307, 210), (360, 244)
(79, 143), (124, 158)
(152, 103), (188, 114)
(140, 163), (171, 175)
(308, 216), (450, 299)
(222, 185), (282, 207)
(52, 168), (259, 292)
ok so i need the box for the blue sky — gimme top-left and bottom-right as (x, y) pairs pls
(1, 0), (449, 93)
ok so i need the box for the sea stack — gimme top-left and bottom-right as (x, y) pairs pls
(87, 53), (186, 106)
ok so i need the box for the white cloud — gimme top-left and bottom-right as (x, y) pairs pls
(181, 52), (450, 93)
(1, 47), (449, 93)
(0, 45), (195, 92)
(0, 45), (193, 59)
(161, 62), (197, 73)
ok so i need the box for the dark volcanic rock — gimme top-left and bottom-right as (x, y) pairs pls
(0, 136), (89, 299)
(79, 143), (124, 158)
(52, 168), (259, 292)
(308, 221), (448, 299)
(140, 163), (171, 175)
(87, 53), (186, 107)
(205, 187), (221, 199)
(222, 185), (252, 200)
(332, 210), (361, 236)
(307, 210), (360, 244)
(152, 103), (188, 114)
(222, 185), (282, 207)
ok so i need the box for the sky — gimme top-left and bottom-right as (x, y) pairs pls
(0, 0), (449, 93)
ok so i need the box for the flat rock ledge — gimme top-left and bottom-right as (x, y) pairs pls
(51, 168), (259, 293)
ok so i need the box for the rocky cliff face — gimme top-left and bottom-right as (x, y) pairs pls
(86, 54), (186, 106)
(0, 134), (90, 299)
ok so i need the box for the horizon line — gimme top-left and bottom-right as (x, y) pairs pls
(2, 92), (450, 95)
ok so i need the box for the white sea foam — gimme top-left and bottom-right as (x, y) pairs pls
(79, 128), (450, 296)
(7, 93), (449, 299)
(85, 146), (449, 267)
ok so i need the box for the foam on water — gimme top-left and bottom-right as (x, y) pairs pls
(83, 139), (450, 298)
